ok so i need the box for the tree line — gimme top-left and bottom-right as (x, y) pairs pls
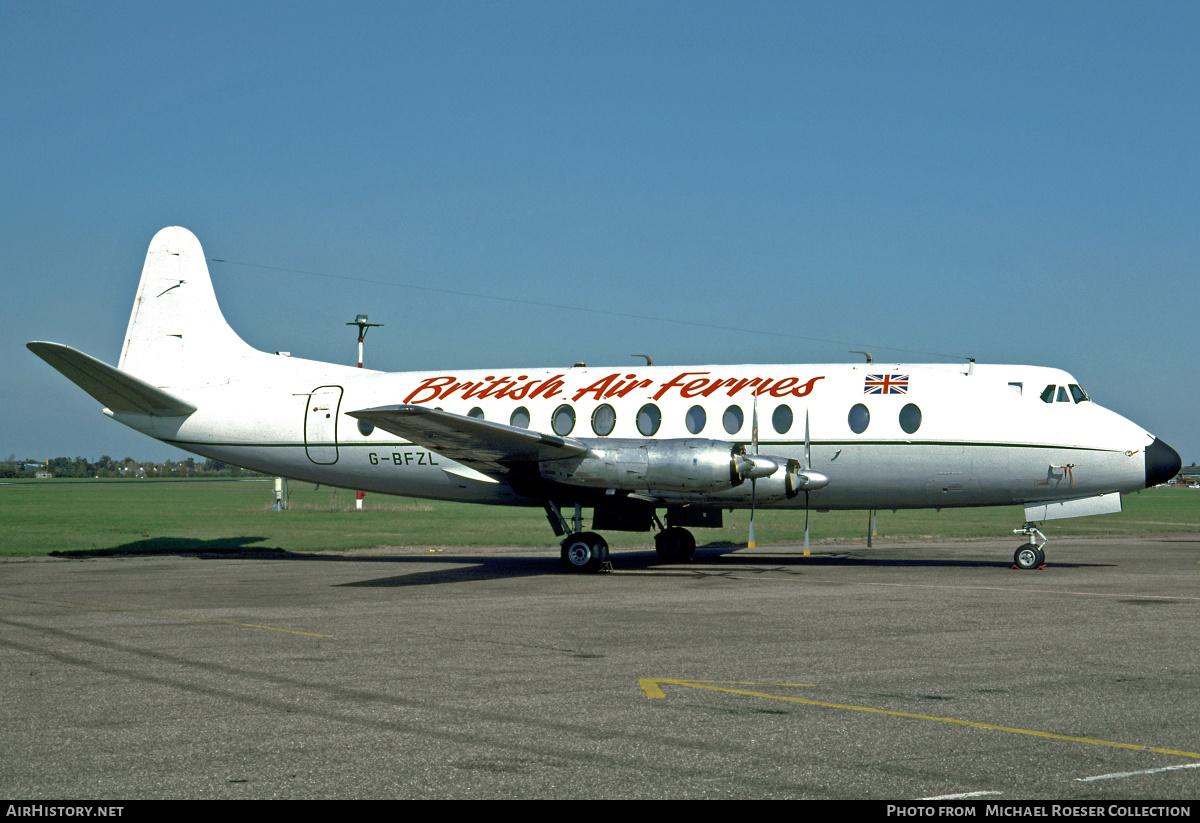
(1, 455), (264, 479)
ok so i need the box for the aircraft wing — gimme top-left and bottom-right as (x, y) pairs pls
(347, 404), (589, 477)
(27, 342), (197, 416)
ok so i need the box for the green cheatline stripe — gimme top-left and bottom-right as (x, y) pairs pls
(164, 438), (1118, 452)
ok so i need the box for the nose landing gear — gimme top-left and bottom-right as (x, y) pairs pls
(1012, 523), (1047, 570)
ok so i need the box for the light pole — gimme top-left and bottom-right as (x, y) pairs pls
(347, 314), (382, 368)
(348, 314), (382, 510)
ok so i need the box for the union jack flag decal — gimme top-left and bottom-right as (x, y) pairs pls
(864, 374), (909, 394)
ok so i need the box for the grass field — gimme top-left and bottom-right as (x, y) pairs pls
(1, 479), (1197, 557)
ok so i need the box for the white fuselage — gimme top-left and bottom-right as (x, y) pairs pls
(110, 356), (1154, 511)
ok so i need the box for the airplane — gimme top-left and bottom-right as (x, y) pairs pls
(28, 226), (1182, 573)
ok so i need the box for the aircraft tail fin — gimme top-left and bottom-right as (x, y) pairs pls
(27, 342), (197, 416)
(118, 226), (258, 388)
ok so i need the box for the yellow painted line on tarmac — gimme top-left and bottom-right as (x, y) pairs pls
(640, 678), (1200, 760)
(639, 678), (814, 698)
(134, 609), (329, 637)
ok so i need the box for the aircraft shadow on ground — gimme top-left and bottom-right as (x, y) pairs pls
(48, 538), (1107, 587)
(50, 536), (287, 559)
(335, 545), (1109, 587)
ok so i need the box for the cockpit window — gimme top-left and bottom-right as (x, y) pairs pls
(1057, 386), (1070, 403)
(1069, 384), (1090, 403)
(1040, 385), (1055, 403)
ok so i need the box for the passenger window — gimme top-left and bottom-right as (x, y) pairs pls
(1040, 385), (1055, 404)
(552, 405), (575, 436)
(510, 407), (530, 429)
(1057, 387), (1070, 403)
(1069, 384), (1089, 403)
(591, 404), (616, 436)
(772, 404), (793, 434)
(468, 407), (485, 419)
(357, 420), (375, 437)
(723, 405), (744, 435)
(685, 405), (706, 434)
(1008, 382), (1023, 395)
(637, 404), (661, 436)
(848, 404), (869, 434)
(899, 403), (922, 434)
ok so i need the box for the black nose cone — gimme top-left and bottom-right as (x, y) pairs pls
(1145, 438), (1182, 487)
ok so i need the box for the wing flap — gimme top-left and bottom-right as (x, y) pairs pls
(347, 404), (588, 476)
(28, 341), (197, 416)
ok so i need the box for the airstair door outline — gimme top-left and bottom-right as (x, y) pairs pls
(304, 386), (343, 464)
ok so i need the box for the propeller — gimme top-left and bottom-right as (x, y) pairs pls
(739, 398), (829, 551)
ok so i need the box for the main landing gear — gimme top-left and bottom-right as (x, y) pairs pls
(560, 532), (610, 573)
(558, 525), (700, 572)
(654, 526), (696, 563)
(1012, 523), (1047, 570)
(548, 502), (614, 574)
(549, 501), (698, 573)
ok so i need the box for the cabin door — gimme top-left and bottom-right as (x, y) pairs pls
(304, 386), (343, 464)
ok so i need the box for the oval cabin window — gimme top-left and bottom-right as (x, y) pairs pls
(772, 405), (793, 434)
(723, 405), (744, 434)
(637, 404), (661, 436)
(848, 404), (870, 434)
(899, 403), (922, 434)
(552, 405), (576, 436)
(591, 404), (616, 436)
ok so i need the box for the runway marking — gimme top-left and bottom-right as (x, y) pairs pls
(639, 679), (815, 698)
(640, 678), (1200, 760)
(921, 791), (1003, 800)
(0, 595), (328, 637)
(1076, 762), (1200, 783)
(135, 609), (330, 636)
(863, 582), (1200, 602)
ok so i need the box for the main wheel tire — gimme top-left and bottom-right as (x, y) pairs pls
(1014, 544), (1042, 570)
(655, 527), (696, 562)
(561, 532), (606, 573)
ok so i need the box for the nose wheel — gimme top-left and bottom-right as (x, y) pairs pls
(1013, 543), (1046, 570)
(1012, 524), (1047, 570)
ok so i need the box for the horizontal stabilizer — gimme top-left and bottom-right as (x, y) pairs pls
(348, 404), (588, 476)
(27, 342), (196, 416)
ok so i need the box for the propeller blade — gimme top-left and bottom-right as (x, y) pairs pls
(748, 478), (757, 548)
(804, 490), (810, 554)
(804, 410), (811, 470)
(752, 391), (759, 455)
(803, 410), (812, 554)
(748, 390), (759, 549)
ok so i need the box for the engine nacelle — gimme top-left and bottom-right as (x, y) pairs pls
(539, 438), (753, 494)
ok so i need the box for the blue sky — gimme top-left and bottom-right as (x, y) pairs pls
(3, 1), (1197, 464)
